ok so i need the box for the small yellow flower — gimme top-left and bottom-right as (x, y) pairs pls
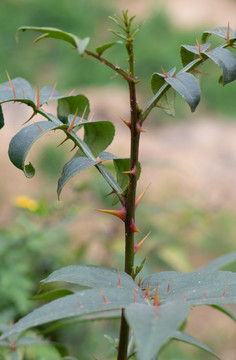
(14, 196), (39, 212)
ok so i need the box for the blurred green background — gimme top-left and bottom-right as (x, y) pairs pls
(0, 0), (236, 359)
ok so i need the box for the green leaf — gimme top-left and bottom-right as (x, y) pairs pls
(0, 104), (4, 129)
(0, 77), (35, 107)
(57, 95), (90, 124)
(198, 251), (236, 271)
(158, 87), (176, 116)
(142, 270), (236, 306)
(211, 305), (236, 322)
(41, 265), (138, 290)
(165, 72), (200, 112)
(57, 156), (97, 197)
(30, 289), (74, 301)
(17, 26), (90, 56)
(69, 118), (115, 157)
(96, 41), (122, 56)
(180, 43), (210, 68)
(173, 331), (220, 359)
(151, 67), (176, 94)
(8, 121), (66, 178)
(202, 47), (236, 85)
(0, 288), (145, 339)
(202, 26), (236, 43)
(125, 302), (189, 360)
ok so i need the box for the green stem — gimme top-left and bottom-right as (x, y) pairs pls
(117, 17), (140, 360)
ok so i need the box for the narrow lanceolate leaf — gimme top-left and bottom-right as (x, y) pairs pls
(17, 26), (90, 56)
(8, 121), (66, 178)
(173, 331), (220, 359)
(165, 72), (200, 112)
(0, 288), (145, 339)
(142, 271), (236, 306)
(41, 265), (138, 290)
(198, 251), (236, 271)
(202, 26), (236, 43)
(125, 302), (190, 360)
(57, 95), (90, 124)
(202, 47), (236, 85)
(96, 41), (122, 56)
(0, 105), (4, 129)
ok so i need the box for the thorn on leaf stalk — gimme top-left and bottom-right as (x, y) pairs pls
(135, 183), (151, 208)
(192, 68), (209, 76)
(133, 288), (137, 303)
(138, 277), (142, 287)
(196, 39), (203, 59)
(134, 232), (151, 255)
(144, 280), (150, 299)
(95, 207), (127, 222)
(221, 284), (228, 299)
(104, 190), (116, 197)
(57, 136), (69, 147)
(49, 82), (57, 98)
(166, 276), (171, 294)
(6, 70), (17, 99)
(117, 269), (121, 288)
(155, 104), (168, 110)
(161, 67), (169, 78)
(99, 288), (108, 304)
(75, 300), (83, 308)
(92, 355), (100, 360)
(153, 283), (159, 307)
(68, 108), (78, 132)
(34, 122), (44, 132)
(130, 218), (141, 233)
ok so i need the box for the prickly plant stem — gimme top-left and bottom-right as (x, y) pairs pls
(117, 16), (140, 360)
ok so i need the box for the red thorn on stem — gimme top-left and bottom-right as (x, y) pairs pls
(134, 232), (151, 255)
(130, 218), (141, 233)
(144, 281), (150, 299)
(76, 300), (83, 308)
(117, 269), (121, 288)
(68, 108), (78, 132)
(50, 82), (57, 98)
(203, 288), (207, 301)
(121, 117), (131, 128)
(135, 183), (151, 209)
(133, 288), (137, 303)
(136, 122), (145, 133)
(166, 276), (171, 294)
(161, 66), (169, 78)
(36, 85), (40, 108)
(123, 165), (137, 176)
(196, 39), (203, 59)
(137, 277), (142, 287)
(153, 283), (159, 307)
(96, 207), (127, 222)
(221, 284), (228, 299)
(6, 71), (17, 99)
(99, 289), (108, 304)
(183, 293), (187, 302)
(34, 122), (44, 132)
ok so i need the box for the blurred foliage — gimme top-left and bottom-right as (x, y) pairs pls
(0, 0), (235, 116)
